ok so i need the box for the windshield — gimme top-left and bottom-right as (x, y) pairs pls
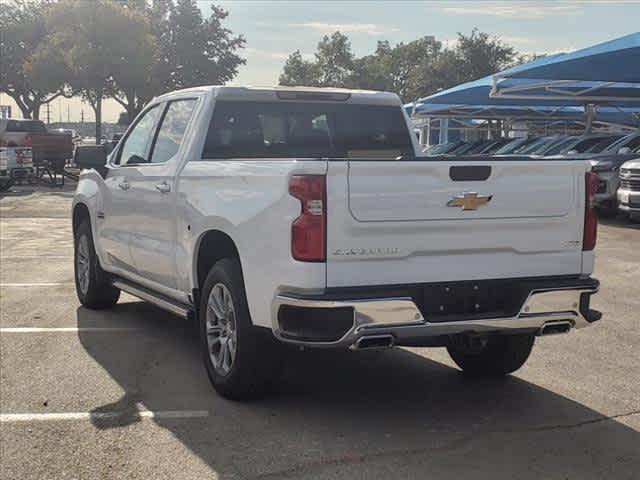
(582, 136), (623, 153)
(516, 137), (557, 154)
(494, 138), (526, 155)
(542, 137), (580, 155)
(604, 134), (640, 153)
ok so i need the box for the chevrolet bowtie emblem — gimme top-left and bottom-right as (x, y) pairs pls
(447, 192), (493, 210)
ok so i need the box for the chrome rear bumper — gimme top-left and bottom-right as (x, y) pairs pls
(271, 280), (600, 348)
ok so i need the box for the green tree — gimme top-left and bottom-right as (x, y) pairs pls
(45, 0), (151, 142)
(278, 29), (519, 103)
(166, 0), (246, 89)
(350, 37), (442, 101)
(315, 32), (354, 87)
(279, 51), (320, 86)
(0, 0), (68, 119)
(107, 11), (158, 123)
(279, 31), (355, 88)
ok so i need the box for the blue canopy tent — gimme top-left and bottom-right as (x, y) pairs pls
(409, 103), (640, 127)
(409, 37), (640, 144)
(491, 32), (640, 103)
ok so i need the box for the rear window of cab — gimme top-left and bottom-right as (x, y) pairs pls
(201, 101), (414, 160)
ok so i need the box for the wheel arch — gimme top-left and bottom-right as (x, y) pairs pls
(194, 229), (244, 292)
(72, 202), (91, 237)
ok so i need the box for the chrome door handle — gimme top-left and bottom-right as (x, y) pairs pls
(118, 181), (130, 191)
(155, 182), (171, 193)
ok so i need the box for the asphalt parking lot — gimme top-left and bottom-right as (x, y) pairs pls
(1, 185), (639, 480)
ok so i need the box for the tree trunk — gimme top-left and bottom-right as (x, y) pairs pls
(18, 105), (32, 119)
(32, 102), (41, 121)
(10, 95), (32, 119)
(94, 92), (102, 144)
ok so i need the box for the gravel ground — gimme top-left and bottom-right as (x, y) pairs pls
(1, 185), (638, 480)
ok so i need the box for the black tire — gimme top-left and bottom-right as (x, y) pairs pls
(0, 179), (13, 192)
(447, 334), (535, 377)
(199, 258), (283, 401)
(596, 202), (618, 218)
(74, 220), (120, 309)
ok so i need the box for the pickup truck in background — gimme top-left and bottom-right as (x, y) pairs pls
(618, 159), (640, 221)
(73, 86), (602, 400)
(0, 146), (34, 191)
(0, 119), (73, 166)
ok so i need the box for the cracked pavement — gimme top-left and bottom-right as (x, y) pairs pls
(1, 185), (639, 479)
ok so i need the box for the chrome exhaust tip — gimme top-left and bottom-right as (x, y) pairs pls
(539, 321), (572, 336)
(353, 334), (395, 350)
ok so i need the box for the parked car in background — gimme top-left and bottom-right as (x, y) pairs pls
(493, 136), (538, 155)
(73, 85), (601, 400)
(0, 146), (34, 191)
(617, 159), (640, 221)
(585, 134), (640, 215)
(0, 119), (73, 166)
(514, 135), (564, 155)
(423, 140), (465, 155)
(542, 134), (622, 157)
(475, 138), (512, 154)
(52, 128), (82, 144)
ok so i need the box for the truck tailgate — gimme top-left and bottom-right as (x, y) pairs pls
(326, 159), (588, 287)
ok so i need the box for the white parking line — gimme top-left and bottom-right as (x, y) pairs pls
(0, 255), (71, 259)
(0, 410), (209, 423)
(0, 327), (141, 333)
(0, 282), (74, 287)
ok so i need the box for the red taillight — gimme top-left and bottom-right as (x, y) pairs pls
(583, 171), (598, 251)
(289, 175), (326, 262)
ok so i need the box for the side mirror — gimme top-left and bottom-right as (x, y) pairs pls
(618, 147), (631, 155)
(126, 154), (147, 165)
(74, 145), (107, 170)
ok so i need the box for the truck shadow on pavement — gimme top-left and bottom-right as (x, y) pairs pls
(77, 302), (639, 479)
(599, 214), (640, 230)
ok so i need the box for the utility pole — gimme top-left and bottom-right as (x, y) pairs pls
(58, 99), (62, 123)
(67, 105), (70, 123)
(81, 109), (84, 123)
(45, 102), (51, 124)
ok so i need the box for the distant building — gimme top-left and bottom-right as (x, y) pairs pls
(0, 105), (12, 119)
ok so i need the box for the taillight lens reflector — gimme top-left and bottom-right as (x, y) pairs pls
(583, 171), (598, 251)
(289, 175), (326, 262)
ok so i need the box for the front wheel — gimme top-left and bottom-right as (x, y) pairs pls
(199, 258), (284, 400)
(447, 334), (535, 377)
(74, 221), (120, 309)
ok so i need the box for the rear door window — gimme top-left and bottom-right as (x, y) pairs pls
(201, 101), (413, 159)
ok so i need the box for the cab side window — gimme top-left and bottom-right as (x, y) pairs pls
(118, 105), (162, 165)
(149, 99), (197, 164)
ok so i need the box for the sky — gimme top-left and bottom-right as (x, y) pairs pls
(2, 0), (639, 123)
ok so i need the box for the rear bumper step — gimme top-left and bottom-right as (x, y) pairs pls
(272, 277), (600, 348)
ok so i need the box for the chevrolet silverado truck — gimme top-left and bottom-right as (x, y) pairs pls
(0, 119), (73, 165)
(618, 159), (640, 221)
(72, 86), (602, 400)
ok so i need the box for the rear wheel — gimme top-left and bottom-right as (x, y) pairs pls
(74, 220), (120, 309)
(447, 334), (535, 377)
(199, 258), (284, 400)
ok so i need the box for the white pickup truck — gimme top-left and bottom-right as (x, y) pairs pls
(73, 86), (601, 400)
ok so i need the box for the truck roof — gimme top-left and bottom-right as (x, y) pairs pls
(153, 85), (402, 106)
